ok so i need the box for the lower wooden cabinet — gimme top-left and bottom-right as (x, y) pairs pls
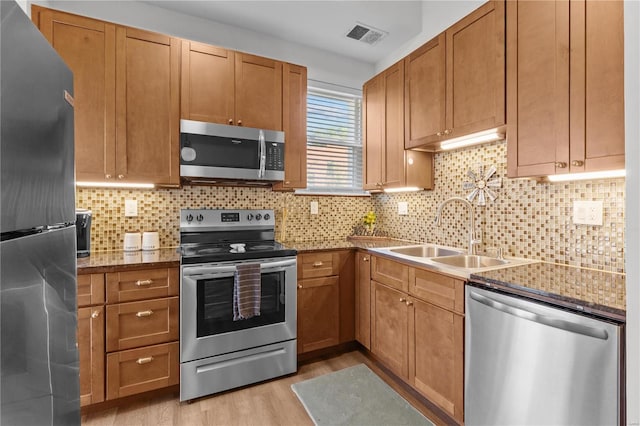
(297, 250), (354, 354)
(355, 251), (371, 349)
(77, 265), (179, 406)
(78, 305), (105, 406)
(106, 342), (179, 400)
(371, 281), (409, 380)
(368, 255), (465, 423)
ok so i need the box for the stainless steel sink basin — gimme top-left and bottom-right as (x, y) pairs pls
(431, 254), (509, 268)
(389, 245), (462, 258)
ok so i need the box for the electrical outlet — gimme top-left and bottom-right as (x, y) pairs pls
(310, 201), (319, 215)
(125, 199), (138, 217)
(398, 202), (408, 215)
(573, 200), (603, 226)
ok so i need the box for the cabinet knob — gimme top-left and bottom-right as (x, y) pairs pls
(228, 119), (234, 125)
(118, 174), (125, 179)
(91, 310), (100, 319)
(444, 129), (452, 135)
(363, 257), (369, 262)
(571, 160), (584, 167)
(285, 181), (291, 185)
(399, 298), (406, 303)
(135, 310), (154, 318)
(312, 261), (324, 267)
(555, 162), (567, 168)
(136, 279), (153, 286)
(406, 300), (413, 306)
(297, 284), (303, 289)
(437, 131), (443, 137)
(237, 120), (242, 126)
(136, 357), (154, 365)
(105, 174), (112, 179)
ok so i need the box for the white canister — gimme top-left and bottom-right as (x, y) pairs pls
(123, 232), (141, 251)
(142, 231), (160, 251)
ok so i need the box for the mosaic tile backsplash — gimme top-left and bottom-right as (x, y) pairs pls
(77, 140), (625, 272)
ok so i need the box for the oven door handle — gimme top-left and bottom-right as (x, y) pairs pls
(183, 258), (297, 277)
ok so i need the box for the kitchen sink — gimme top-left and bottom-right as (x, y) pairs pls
(431, 254), (509, 268)
(388, 245), (463, 258)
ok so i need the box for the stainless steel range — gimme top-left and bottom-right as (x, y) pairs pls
(179, 208), (297, 402)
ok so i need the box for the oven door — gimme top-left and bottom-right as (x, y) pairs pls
(180, 257), (296, 363)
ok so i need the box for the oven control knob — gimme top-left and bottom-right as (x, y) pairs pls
(186, 214), (193, 222)
(247, 214), (254, 221)
(196, 214), (204, 222)
(255, 213), (262, 221)
(264, 213), (270, 220)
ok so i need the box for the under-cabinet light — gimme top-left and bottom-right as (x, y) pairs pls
(76, 181), (155, 189)
(546, 169), (626, 182)
(383, 187), (422, 193)
(439, 129), (505, 151)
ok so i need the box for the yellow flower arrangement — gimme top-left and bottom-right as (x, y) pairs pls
(363, 211), (376, 234)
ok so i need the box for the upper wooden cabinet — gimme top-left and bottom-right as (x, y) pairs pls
(34, 7), (116, 183)
(273, 63), (308, 190)
(181, 42), (283, 131)
(34, 7), (180, 186)
(363, 62), (433, 191)
(507, 0), (624, 177)
(405, 0), (506, 148)
(405, 1), (505, 149)
(116, 27), (180, 185)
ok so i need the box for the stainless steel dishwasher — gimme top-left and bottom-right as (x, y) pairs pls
(465, 285), (623, 426)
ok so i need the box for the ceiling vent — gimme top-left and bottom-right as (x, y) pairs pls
(345, 22), (387, 45)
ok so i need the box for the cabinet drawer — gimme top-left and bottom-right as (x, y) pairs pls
(78, 273), (105, 307)
(106, 341), (179, 400)
(106, 297), (179, 352)
(299, 252), (338, 279)
(106, 267), (178, 303)
(409, 268), (464, 314)
(371, 256), (408, 292)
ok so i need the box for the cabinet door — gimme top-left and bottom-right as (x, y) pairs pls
(78, 306), (105, 406)
(409, 299), (464, 423)
(371, 282), (409, 379)
(362, 74), (384, 190)
(383, 61), (405, 188)
(404, 34), (446, 149)
(180, 41), (235, 125)
(446, 0), (505, 138)
(274, 63), (307, 190)
(506, 0), (570, 177)
(355, 252), (372, 349)
(77, 273), (105, 308)
(235, 53), (283, 130)
(297, 276), (340, 353)
(569, 0), (625, 172)
(36, 7), (116, 182)
(115, 27), (180, 185)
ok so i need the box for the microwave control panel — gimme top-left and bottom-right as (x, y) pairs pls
(266, 143), (284, 171)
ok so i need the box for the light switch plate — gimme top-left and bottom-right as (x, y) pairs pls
(125, 199), (138, 217)
(398, 201), (408, 215)
(310, 201), (319, 215)
(573, 200), (603, 225)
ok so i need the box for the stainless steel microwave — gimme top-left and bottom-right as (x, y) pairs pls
(180, 119), (285, 183)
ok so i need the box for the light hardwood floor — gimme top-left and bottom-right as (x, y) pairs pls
(82, 350), (445, 426)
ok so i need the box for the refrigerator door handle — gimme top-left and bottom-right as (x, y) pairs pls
(469, 290), (609, 340)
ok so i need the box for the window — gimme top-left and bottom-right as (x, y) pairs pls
(301, 87), (364, 194)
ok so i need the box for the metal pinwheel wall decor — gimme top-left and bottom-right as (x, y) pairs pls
(462, 164), (502, 206)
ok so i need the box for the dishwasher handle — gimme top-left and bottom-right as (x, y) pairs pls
(469, 290), (609, 340)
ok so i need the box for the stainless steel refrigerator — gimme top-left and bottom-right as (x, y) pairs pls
(1, 1), (80, 424)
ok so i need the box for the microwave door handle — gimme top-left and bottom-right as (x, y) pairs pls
(258, 129), (266, 178)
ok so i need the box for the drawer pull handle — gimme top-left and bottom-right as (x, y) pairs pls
(136, 279), (153, 286)
(136, 357), (154, 365)
(91, 310), (100, 319)
(136, 310), (154, 318)
(312, 261), (324, 267)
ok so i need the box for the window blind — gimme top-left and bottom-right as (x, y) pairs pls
(305, 87), (363, 193)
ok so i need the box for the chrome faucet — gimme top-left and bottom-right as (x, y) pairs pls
(434, 197), (482, 254)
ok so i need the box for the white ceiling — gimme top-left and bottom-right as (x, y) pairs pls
(144, 1), (423, 64)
